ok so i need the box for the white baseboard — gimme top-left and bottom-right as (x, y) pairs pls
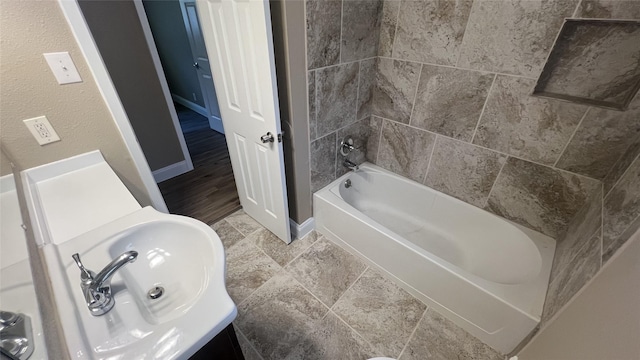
(172, 94), (208, 117)
(290, 217), (315, 240)
(152, 160), (192, 183)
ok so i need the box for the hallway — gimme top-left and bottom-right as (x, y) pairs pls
(158, 104), (240, 225)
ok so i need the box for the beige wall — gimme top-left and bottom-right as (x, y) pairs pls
(519, 229), (640, 360)
(271, 0), (313, 223)
(0, 0), (152, 206)
(1, 150), (12, 177)
(78, 0), (185, 171)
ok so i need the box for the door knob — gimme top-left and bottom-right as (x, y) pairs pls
(193, 62), (199, 69)
(260, 132), (274, 143)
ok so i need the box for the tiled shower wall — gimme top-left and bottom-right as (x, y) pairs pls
(307, 0), (640, 338)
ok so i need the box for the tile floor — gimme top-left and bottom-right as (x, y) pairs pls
(214, 210), (503, 360)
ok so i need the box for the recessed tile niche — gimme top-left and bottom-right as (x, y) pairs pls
(533, 19), (640, 110)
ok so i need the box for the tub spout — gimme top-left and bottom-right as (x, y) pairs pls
(343, 159), (359, 171)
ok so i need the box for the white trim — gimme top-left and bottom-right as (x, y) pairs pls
(172, 93), (208, 117)
(152, 160), (191, 183)
(133, 0), (194, 173)
(58, 0), (168, 213)
(289, 217), (315, 240)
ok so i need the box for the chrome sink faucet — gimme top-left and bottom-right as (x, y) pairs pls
(72, 251), (138, 316)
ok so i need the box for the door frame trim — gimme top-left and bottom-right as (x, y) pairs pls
(133, 0), (194, 179)
(58, 0), (168, 212)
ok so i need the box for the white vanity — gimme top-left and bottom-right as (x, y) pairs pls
(19, 151), (237, 359)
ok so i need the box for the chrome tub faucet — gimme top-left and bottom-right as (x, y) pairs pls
(72, 251), (138, 316)
(343, 159), (359, 171)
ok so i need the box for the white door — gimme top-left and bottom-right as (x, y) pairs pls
(196, 0), (291, 243)
(180, 0), (224, 134)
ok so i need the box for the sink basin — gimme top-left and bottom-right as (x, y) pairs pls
(43, 207), (236, 359)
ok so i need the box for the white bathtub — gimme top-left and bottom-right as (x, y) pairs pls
(314, 163), (555, 354)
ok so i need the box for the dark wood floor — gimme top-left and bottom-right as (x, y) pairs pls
(158, 106), (240, 225)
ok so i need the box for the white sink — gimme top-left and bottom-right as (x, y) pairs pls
(43, 206), (236, 359)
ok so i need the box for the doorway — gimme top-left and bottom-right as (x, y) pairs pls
(141, 0), (240, 224)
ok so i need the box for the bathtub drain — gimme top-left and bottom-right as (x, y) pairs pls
(147, 286), (165, 300)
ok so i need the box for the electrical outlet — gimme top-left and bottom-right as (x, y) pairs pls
(23, 116), (61, 145)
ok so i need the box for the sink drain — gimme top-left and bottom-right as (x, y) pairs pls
(147, 286), (165, 300)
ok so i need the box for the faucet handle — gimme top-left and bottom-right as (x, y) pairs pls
(72, 253), (94, 282)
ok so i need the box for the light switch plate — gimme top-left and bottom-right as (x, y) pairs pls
(43, 52), (82, 84)
(24, 116), (61, 145)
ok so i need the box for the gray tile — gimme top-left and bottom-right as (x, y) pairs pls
(486, 157), (601, 238)
(372, 58), (422, 123)
(411, 65), (493, 141)
(251, 229), (319, 267)
(357, 58), (377, 121)
(367, 116), (384, 163)
(378, 0), (400, 57)
(211, 219), (245, 250)
(425, 137), (506, 207)
(306, 0), (341, 69)
(236, 271), (329, 360)
(341, 0), (383, 62)
(225, 209), (264, 236)
(473, 76), (587, 165)
(311, 133), (338, 192)
(458, 0), (577, 77)
(336, 118), (377, 177)
(603, 213), (640, 263)
(542, 230), (601, 324)
(226, 238), (281, 304)
(393, 0), (473, 65)
(576, 0), (640, 19)
(551, 186), (603, 283)
(556, 99), (640, 179)
(284, 312), (378, 360)
(603, 155), (640, 261)
(316, 62), (359, 137)
(285, 238), (367, 306)
(399, 309), (503, 360)
(604, 137), (640, 195)
(534, 20), (640, 109)
(235, 327), (263, 360)
(377, 119), (436, 182)
(333, 269), (427, 356)
(308, 70), (317, 140)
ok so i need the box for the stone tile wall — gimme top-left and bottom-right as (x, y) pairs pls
(306, 0), (640, 346)
(307, 0), (383, 192)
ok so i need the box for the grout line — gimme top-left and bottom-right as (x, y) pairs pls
(600, 183), (604, 268)
(377, 55), (538, 80)
(390, 0), (402, 58)
(483, 157), (507, 208)
(408, 63), (424, 127)
(422, 134), (438, 185)
(330, 266), (369, 312)
(329, 308), (380, 354)
(454, 0), (475, 68)
(339, 0), (344, 64)
(470, 73), (497, 144)
(553, 107), (590, 167)
(234, 326), (266, 360)
(355, 60), (362, 121)
(282, 233), (321, 268)
(309, 55), (378, 72)
(374, 118), (385, 163)
(571, 0), (583, 18)
(289, 272), (334, 312)
(397, 307), (429, 359)
(604, 150), (640, 199)
(313, 69), (319, 140)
